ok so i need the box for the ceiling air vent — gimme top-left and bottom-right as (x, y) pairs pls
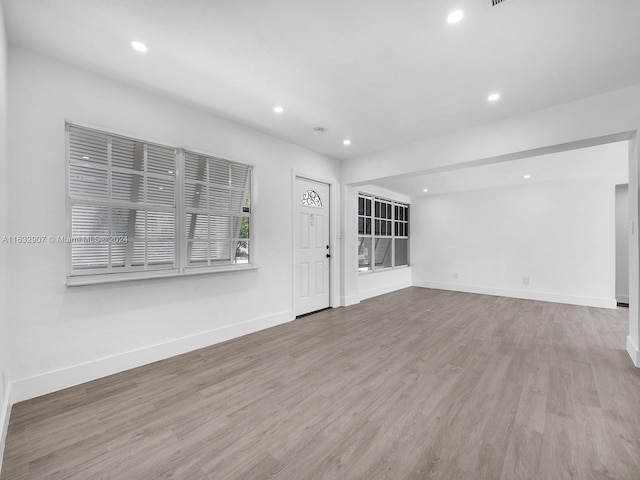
(490, 0), (507, 5)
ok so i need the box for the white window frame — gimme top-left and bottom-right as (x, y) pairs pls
(66, 123), (254, 286)
(358, 193), (409, 273)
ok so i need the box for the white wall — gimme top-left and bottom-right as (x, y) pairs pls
(616, 184), (629, 303)
(0, 0), (10, 467)
(6, 47), (341, 401)
(412, 176), (622, 308)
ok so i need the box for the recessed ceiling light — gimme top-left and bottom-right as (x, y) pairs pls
(488, 93), (501, 102)
(131, 41), (148, 53)
(343, 139), (351, 145)
(273, 106), (284, 113)
(447, 10), (464, 24)
(523, 174), (531, 179)
(423, 188), (429, 192)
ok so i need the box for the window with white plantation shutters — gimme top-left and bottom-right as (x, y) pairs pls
(67, 124), (253, 285)
(68, 126), (177, 276)
(184, 152), (251, 268)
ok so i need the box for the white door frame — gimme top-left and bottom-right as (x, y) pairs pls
(292, 171), (337, 317)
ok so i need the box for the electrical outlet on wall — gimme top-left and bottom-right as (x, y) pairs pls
(523, 276), (530, 285)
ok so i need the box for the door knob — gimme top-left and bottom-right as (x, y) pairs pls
(326, 253), (331, 258)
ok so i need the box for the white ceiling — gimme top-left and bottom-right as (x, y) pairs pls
(4, 0), (640, 161)
(373, 141), (629, 198)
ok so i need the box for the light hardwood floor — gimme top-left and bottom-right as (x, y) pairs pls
(2, 288), (640, 479)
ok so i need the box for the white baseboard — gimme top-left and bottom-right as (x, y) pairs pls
(617, 295), (630, 304)
(11, 310), (294, 404)
(359, 280), (412, 302)
(628, 336), (640, 368)
(413, 280), (617, 309)
(0, 380), (12, 477)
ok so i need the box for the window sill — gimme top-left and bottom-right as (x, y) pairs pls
(182, 264), (259, 278)
(67, 264), (259, 286)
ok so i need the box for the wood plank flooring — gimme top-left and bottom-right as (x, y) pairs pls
(2, 288), (640, 479)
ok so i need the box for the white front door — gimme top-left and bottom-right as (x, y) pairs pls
(295, 177), (330, 316)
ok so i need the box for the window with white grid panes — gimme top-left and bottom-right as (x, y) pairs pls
(357, 193), (409, 272)
(394, 203), (409, 267)
(358, 195), (372, 271)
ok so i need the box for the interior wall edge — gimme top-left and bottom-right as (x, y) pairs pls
(627, 336), (640, 367)
(9, 309), (293, 405)
(0, 0), (10, 473)
(413, 280), (617, 309)
(0, 378), (11, 478)
(627, 132), (640, 367)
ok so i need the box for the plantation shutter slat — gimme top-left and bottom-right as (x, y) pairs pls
(69, 128), (108, 165)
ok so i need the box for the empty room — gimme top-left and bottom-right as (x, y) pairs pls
(1, 1), (640, 479)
